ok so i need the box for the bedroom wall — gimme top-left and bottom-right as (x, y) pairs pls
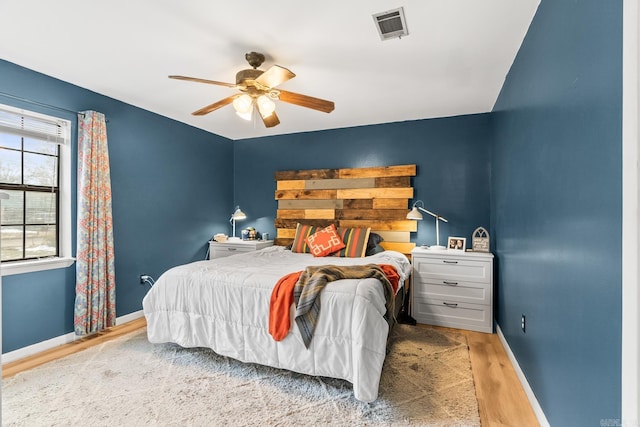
(491, 1), (622, 425)
(0, 59), (234, 353)
(232, 114), (492, 253)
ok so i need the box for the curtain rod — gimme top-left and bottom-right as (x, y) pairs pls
(0, 91), (87, 118)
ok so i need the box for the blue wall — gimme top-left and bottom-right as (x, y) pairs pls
(233, 115), (492, 248)
(491, 1), (622, 425)
(0, 59), (234, 352)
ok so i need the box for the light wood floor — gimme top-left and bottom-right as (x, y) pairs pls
(2, 318), (147, 379)
(2, 318), (538, 426)
(454, 326), (539, 427)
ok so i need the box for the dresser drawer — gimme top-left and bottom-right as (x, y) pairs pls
(211, 246), (254, 258)
(413, 257), (491, 284)
(412, 297), (492, 333)
(412, 279), (491, 305)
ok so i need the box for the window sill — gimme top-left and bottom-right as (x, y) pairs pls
(0, 257), (75, 276)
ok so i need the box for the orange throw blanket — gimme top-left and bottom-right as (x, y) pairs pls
(268, 271), (303, 342)
(268, 264), (400, 342)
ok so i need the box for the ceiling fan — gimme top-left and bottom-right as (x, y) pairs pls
(169, 52), (335, 128)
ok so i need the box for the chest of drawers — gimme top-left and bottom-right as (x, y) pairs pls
(411, 248), (494, 333)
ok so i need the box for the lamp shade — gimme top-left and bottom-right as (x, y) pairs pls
(406, 206), (423, 220)
(232, 207), (246, 220)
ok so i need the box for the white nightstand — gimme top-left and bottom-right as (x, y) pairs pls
(209, 239), (274, 259)
(411, 247), (494, 333)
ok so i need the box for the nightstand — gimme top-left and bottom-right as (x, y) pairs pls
(209, 239), (274, 259)
(411, 247), (494, 333)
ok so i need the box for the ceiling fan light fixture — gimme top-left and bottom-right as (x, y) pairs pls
(233, 94), (252, 113)
(233, 94), (254, 120)
(257, 95), (276, 118)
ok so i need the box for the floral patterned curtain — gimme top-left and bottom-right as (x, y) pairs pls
(74, 111), (116, 335)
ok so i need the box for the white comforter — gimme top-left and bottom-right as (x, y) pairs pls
(142, 245), (411, 402)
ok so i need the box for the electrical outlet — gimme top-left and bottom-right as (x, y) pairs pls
(521, 314), (526, 333)
(140, 274), (155, 287)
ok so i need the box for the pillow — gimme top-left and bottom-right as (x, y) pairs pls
(290, 223), (319, 253)
(366, 244), (386, 256)
(305, 224), (345, 257)
(332, 227), (371, 258)
(366, 232), (385, 256)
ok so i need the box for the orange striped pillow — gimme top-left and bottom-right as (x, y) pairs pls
(332, 227), (371, 258)
(290, 223), (319, 253)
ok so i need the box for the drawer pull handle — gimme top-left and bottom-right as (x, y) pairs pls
(443, 260), (458, 264)
(443, 302), (458, 308)
(227, 248), (237, 251)
(443, 281), (458, 286)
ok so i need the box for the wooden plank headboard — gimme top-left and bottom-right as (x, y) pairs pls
(274, 164), (417, 255)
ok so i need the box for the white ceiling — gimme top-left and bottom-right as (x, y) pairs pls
(0, 1), (540, 141)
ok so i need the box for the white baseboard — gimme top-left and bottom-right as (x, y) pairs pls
(496, 325), (550, 427)
(2, 310), (144, 365)
(115, 309), (144, 326)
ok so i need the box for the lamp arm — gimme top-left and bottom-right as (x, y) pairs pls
(417, 206), (448, 223)
(417, 206), (437, 219)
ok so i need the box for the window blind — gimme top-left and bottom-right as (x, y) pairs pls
(0, 106), (69, 145)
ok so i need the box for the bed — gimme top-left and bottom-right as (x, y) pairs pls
(144, 164), (418, 402)
(143, 245), (411, 402)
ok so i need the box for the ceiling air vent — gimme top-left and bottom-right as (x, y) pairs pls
(373, 7), (408, 41)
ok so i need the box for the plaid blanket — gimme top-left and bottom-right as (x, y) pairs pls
(294, 264), (397, 348)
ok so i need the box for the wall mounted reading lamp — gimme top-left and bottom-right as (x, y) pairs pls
(229, 206), (247, 240)
(407, 200), (448, 250)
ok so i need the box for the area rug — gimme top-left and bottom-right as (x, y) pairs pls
(2, 325), (480, 426)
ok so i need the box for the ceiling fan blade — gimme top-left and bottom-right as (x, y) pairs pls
(169, 75), (236, 88)
(261, 111), (280, 128)
(255, 65), (295, 89)
(192, 96), (236, 116)
(278, 90), (335, 113)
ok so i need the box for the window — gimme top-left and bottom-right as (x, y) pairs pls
(0, 104), (73, 275)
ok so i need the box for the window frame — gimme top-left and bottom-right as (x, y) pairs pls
(0, 104), (74, 276)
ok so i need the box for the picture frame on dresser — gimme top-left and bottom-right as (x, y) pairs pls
(447, 236), (466, 251)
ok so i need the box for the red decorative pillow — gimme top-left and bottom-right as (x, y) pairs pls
(305, 224), (346, 257)
(332, 227), (371, 258)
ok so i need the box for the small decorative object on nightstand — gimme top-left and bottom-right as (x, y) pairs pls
(241, 227), (258, 240)
(411, 246), (494, 333)
(472, 227), (490, 252)
(209, 239), (273, 259)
